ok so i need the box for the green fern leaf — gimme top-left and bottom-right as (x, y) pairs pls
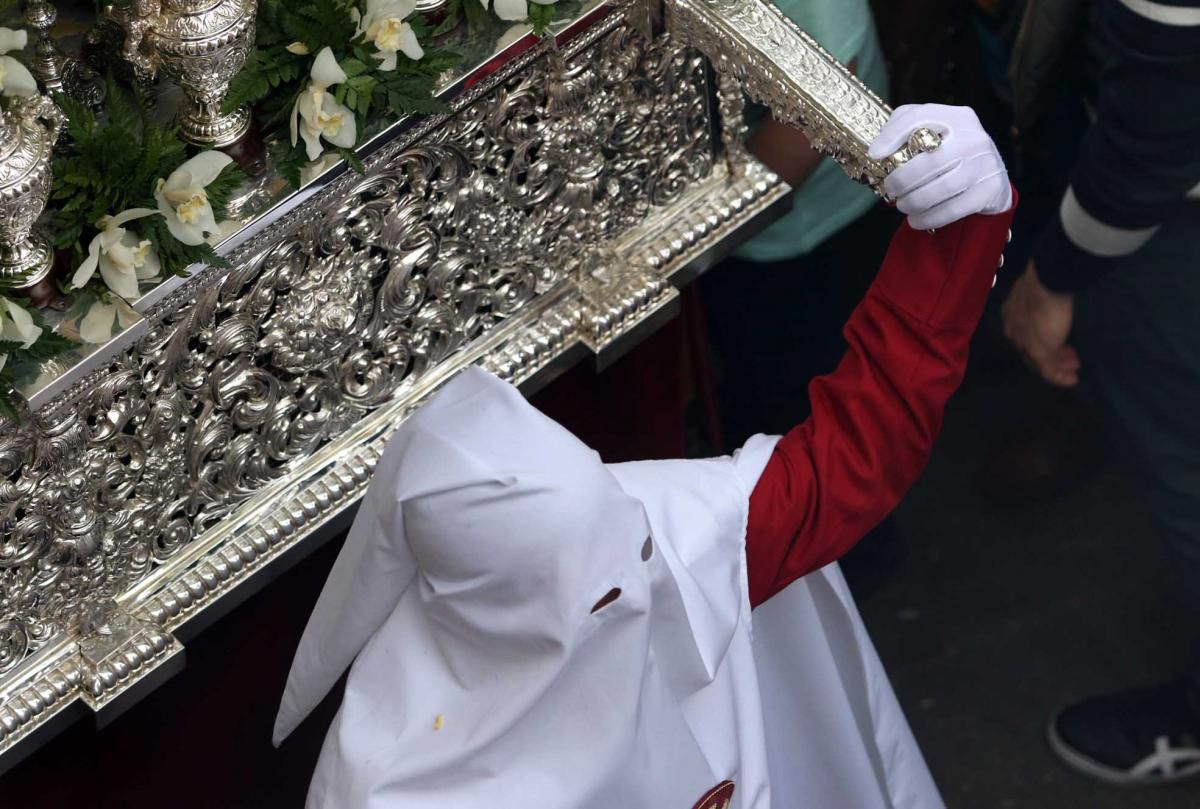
(206, 163), (249, 218)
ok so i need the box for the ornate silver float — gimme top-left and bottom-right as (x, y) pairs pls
(0, 0), (932, 769)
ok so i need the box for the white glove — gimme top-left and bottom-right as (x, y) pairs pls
(868, 104), (1012, 231)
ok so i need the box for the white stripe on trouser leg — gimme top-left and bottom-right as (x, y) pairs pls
(1189, 180), (1200, 201)
(1118, 0), (1200, 25)
(1060, 187), (1160, 257)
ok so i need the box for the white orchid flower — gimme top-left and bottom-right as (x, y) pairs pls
(79, 295), (140, 345)
(352, 0), (423, 71)
(0, 295), (42, 378)
(0, 297), (41, 349)
(290, 47), (357, 162)
(0, 28), (37, 98)
(71, 208), (162, 301)
(481, 0), (556, 23)
(154, 150), (233, 246)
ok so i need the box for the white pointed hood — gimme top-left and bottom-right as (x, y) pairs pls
(273, 368), (755, 807)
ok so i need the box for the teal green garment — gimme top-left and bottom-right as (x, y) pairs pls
(735, 0), (890, 262)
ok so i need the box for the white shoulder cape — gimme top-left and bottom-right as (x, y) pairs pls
(611, 434), (944, 809)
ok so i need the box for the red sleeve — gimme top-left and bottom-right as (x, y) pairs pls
(746, 195), (1017, 608)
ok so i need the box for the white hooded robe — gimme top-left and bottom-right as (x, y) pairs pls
(273, 367), (943, 809)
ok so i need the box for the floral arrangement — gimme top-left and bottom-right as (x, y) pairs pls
(50, 82), (246, 343)
(226, 0), (565, 187)
(1, 61), (245, 412)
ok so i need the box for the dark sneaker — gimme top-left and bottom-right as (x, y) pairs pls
(1048, 680), (1200, 785)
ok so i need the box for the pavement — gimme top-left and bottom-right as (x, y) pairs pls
(856, 359), (1200, 809)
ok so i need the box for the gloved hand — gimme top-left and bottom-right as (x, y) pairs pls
(868, 104), (1012, 231)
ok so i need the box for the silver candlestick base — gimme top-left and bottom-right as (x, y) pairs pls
(0, 237), (54, 292)
(175, 95), (251, 149)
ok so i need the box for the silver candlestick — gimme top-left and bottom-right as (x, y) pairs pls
(22, 1), (105, 111)
(0, 95), (65, 292)
(114, 0), (258, 148)
(154, 0), (258, 148)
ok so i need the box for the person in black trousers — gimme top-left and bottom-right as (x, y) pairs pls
(1001, 0), (1200, 786)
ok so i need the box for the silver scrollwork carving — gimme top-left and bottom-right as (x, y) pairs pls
(667, 0), (940, 192)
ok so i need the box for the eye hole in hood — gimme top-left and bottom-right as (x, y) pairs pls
(591, 587), (623, 614)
